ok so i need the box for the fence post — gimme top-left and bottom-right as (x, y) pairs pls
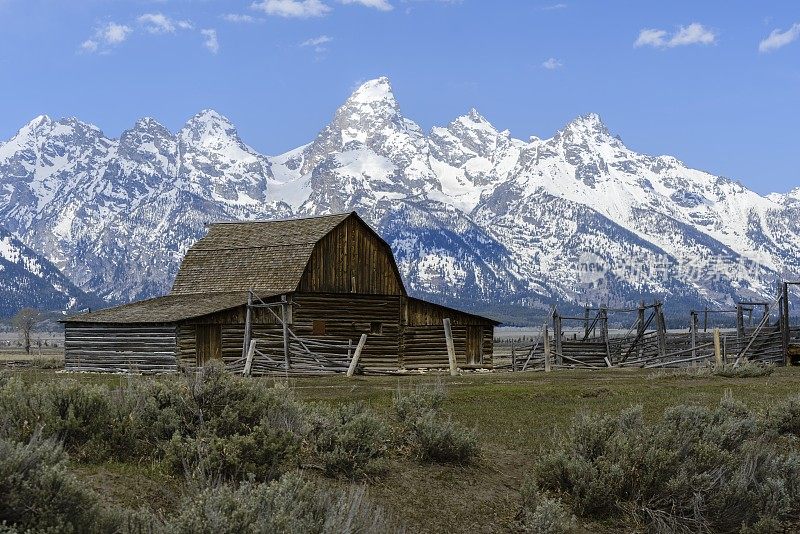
(243, 339), (257, 376)
(241, 290), (253, 361)
(713, 328), (722, 366)
(511, 340), (516, 372)
(543, 324), (551, 372)
(600, 307), (612, 367)
(281, 295), (291, 371)
(655, 302), (667, 359)
(637, 301), (645, 360)
(553, 310), (563, 366)
(584, 306), (590, 339)
(782, 282), (790, 365)
(347, 334), (368, 377)
(444, 318), (458, 376)
(690, 311), (697, 362)
(736, 303), (745, 345)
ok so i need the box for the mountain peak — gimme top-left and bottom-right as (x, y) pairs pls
(185, 109), (234, 128)
(133, 116), (168, 131)
(14, 115), (53, 138)
(346, 77), (397, 107)
(454, 108), (496, 132)
(179, 109), (240, 145)
(557, 112), (615, 143)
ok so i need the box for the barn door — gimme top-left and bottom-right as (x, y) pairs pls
(196, 324), (222, 365)
(466, 326), (483, 365)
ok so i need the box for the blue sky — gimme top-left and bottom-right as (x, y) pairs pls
(0, 0), (798, 194)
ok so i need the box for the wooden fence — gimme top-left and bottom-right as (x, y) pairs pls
(496, 291), (799, 372)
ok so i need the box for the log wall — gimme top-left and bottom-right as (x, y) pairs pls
(64, 324), (178, 374)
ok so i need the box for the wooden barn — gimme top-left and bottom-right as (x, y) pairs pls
(63, 212), (497, 374)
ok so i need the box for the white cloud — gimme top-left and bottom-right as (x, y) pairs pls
(80, 39), (98, 53)
(222, 13), (263, 23)
(300, 35), (333, 47)
(669, 22), (716, 46)
(102, 22), (133, 45)
(635, 23), (716, 48)
(201, 28), (219, 53)
(759, 23), (800, 53)
(80, 22), (132, 53)
(541, 3), (567, 10)
(542, 57), (563, 70)
(139, 13), (172, 33)
(251, 0), (331, 18)
(634, 28), (668, 48)
(340, 0), (393, 11)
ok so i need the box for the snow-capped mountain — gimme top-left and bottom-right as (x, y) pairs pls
(0, 76), (797, 320)
(0, 225), (95, 318)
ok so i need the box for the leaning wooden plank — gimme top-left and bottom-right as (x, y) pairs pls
(346, 334), (368, 377)
(443, 318), (458, 376)
(243, 339), (257, 376)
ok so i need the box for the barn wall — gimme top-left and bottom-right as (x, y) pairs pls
(175, 293), (403, 370)
(291, 293), (402, 369)
(169, 296), (495, 372)
(64, 323), (178, 373)
(401, 298), (494, 369)
(297, 217), (404, 296)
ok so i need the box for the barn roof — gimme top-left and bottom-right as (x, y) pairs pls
(170, 212), (353, 295)
(62, 291), (269, 324)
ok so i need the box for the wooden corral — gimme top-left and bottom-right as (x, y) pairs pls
(498, 287), (800, 371)
(62, 212), (497, 375)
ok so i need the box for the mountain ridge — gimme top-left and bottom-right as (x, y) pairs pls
(1, 76), (797, 321)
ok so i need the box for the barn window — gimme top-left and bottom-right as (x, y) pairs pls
(370, 322), (383, 335)
(312, 320), (327, 336)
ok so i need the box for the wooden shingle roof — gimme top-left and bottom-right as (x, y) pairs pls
(171, 212), (352, 295)
(63, 291), (270, 324)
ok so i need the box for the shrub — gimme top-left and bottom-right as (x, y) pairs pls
(303, 403), (391, 479)
(393, 384), (478, 465)
(161, 366), (305, 480)
(0, 434), (100, 533)
(393, 382), (445, 425)
(766, 395), (800, 437)
(519, 479), (576, 534)
(0, 377), (112, 457)
(531, 396), (800, 532)
(165, 421), (301, 482)
(407, 412), (478, 465)
(168, 471), (400, 534)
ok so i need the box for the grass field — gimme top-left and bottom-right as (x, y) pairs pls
(4, 364), (800, 532)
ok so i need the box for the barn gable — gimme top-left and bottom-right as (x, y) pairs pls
(170, 212), (404, 296)
(297, 213), (405, 295)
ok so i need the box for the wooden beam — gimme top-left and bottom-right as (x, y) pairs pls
(713, 328), (722, 366)
(736, 303), (745, 344)
(443, 318), (458, 376)
(347, 334), (368, 377)
(281, 296), (291, 370)
(243, 339), (257, 376)
(241, 290), (253, 361)
(782, 282), (790, 365)
(553, 310), (563, 366)
(543, 324), (551, 373)
(655, 302), (667, 359)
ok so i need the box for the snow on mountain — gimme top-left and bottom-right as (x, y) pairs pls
(0, 224), (95, 318)
(0, 76), (798, 319)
